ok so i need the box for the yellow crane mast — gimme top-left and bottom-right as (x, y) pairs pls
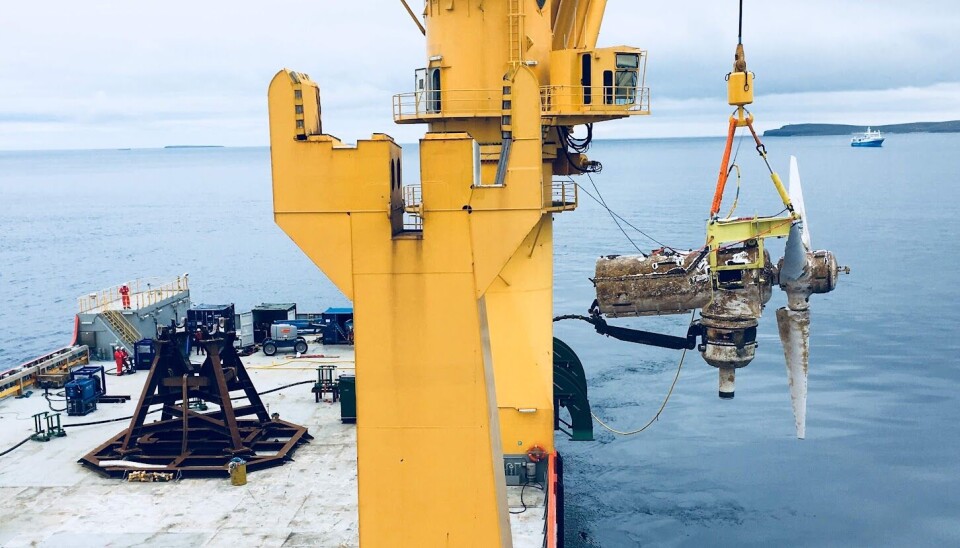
(268, 1), (647, 544)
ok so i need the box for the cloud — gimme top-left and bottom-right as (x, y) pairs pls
(0, 1), (957, 149)
(602, 0), (960, 97)
(594, 82), (960, 139)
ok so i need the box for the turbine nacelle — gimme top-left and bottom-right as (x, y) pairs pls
(591, 157), (845, 438)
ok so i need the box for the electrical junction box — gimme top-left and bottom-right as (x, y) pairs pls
(503, 455), (546, 486)
(503, 456), (528, 486)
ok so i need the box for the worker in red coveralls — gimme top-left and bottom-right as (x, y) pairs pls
(119, 284), (131, 309)
(194, 328), (205, 356)
(119, 347), (130, 373)
(114, 345), (125, 376)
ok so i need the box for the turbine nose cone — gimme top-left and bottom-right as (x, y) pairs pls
(719, 367), (736, 399)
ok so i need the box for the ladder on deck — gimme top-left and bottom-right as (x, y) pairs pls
(101, 310), (140, 351)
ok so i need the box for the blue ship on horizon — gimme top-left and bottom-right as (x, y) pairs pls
(851, 127), (884, 147)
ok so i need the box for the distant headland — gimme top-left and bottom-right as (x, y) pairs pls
(163, 145), (225, 149)
(763, 120), (960, 137)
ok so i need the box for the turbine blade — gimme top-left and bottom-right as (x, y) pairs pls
(789, 156), (811, 249)
(780, 222), (807, 282)
(777, 306), (810, 439)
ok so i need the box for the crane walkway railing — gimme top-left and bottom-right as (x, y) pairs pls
(402, 184), (424, 231)
(393, 85), (650, 122)
(547, 178), (578, 212)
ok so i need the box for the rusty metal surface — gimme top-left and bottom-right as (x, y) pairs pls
(718, 367), (736, 398)
(594, 246), (777, 319)
(778, 249), (841, 310)
(80, 332), (311, 478)
(699, 247), (776, 370)
(777, 307), (811, 439)
(593, 250), (711, 317)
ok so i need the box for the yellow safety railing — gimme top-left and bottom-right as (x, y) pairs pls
(540, 85), (650, 115)
(0, 346), (89, 399)
(547, 178), (578, 212)
(402, 184), (424, 231)
(101, 310), (141, 348)
(77, 275), (190, 314)
(393, 89), (502, 121)
(393, 85), (650, 122)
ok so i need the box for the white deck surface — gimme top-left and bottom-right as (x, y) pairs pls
(0, 343), (546, 547)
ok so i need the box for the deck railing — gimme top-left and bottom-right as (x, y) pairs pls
(77, 275), (189, 314)
(0, 346), (90, 399)
(548, 178), (578, 212)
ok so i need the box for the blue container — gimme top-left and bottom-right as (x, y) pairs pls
(65, 377), (99, 416)
(320, 307), (354, 345)
(134, 339), (156, 371)
(65, 377), (97, 401)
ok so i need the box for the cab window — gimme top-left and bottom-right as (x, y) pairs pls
(614, 53), (639, 105)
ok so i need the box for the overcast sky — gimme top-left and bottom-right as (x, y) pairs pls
(2, 1), (958, 150)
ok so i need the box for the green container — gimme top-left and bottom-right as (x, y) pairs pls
(339, 375), (356, 424)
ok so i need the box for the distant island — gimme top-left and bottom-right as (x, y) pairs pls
(163, 145), (225, 149)
(763, 120), (960, 137)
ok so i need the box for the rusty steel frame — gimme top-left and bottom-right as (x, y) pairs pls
(80, 333), (311, 478)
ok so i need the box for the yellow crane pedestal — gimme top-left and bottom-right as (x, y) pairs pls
(270, 67), (547, 545)
(269, 1), (648, 545)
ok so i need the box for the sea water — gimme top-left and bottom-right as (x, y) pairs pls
(1, 135), (958, 545)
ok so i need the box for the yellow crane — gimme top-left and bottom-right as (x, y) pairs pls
(268, 1), (646, 545)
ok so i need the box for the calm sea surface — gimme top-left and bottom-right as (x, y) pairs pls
(1, 135), (959, 545)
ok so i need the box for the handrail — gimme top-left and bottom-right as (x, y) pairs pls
(393, 89), (503, 120)
(393, 85), (650, 121)
(540, 85), (651, 114)
(101, 310), (141, 348)
(78, 275), (190, 313)
(0, 346), (90, 397)
(402, 184), (424, 231)
(549, 178), (578, 211)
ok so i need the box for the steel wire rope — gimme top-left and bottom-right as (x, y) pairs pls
(575, 180), (677, 252)
(583, 172), (646, 255)
(738, 0), (744, 45)
(587, 310), (696, 436)
(555, 125), (663, 255)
